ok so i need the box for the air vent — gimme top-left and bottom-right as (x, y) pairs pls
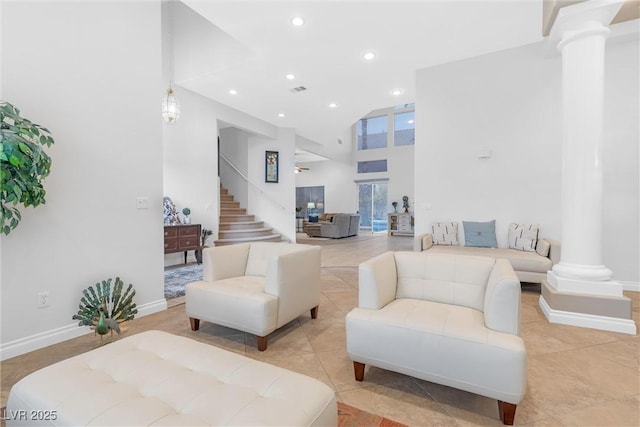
(290, 86), (307, 93)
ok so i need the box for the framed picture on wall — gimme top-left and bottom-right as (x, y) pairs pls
(265, 150), (279, 183)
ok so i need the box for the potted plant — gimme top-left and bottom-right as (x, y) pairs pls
(0, 102), (55, 235)
(182, 207), (191, 224)
(195, 228), (213, 264)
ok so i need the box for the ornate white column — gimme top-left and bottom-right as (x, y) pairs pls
(540, 0), (636, 334)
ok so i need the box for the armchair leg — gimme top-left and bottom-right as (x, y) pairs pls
(189, 317), (200, 331)
(353, 361), (365, 381)
(257, 335), (268, 351)
(498, 401), (517, 425)
(310, 305), (319, 319)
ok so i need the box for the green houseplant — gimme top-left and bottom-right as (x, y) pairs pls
(182, 207), (191, 224)
(0, 102), (55, 235)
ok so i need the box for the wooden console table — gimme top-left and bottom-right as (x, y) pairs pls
(388, 213), (414, 236)
(164, 224), (201, 264)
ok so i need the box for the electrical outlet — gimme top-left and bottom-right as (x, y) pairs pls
(37, 291), (50, 308)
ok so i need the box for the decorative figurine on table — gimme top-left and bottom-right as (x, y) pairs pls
(163, 197), (181, 225)
(402, 196), (410, 213)
(392, 201), (398, 213)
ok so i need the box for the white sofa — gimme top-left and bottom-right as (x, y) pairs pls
(346, 252), (526, 425)
(6, 330), (337, 426)
(186, 242), (321, 351)
(414, 233), (561, 284)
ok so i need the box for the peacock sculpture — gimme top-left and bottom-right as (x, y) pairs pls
(72, 277), (137, 342)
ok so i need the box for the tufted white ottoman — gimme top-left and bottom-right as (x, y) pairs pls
(6, 330), (337, 426)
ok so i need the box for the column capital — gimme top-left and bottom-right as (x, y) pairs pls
(550, 0), (623, 42)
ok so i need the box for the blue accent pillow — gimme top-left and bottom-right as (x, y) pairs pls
(463, 220), (497, 248)
(309, 215), (318, 223)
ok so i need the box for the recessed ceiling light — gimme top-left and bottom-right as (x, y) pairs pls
(286, 74), (296, 80)
(291, 16), (304, 26)
(229, 89), (237, 95)
(328, 103), (338, 108)
(363, 51), (376, 61)
(278, 113), (285, 118)
(391, 89), (403, 96)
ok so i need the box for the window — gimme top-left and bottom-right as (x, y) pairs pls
(394, 111), (415, 146)
(357, 115), (387, 150)
(358, 182), (388, 232)
(295, 186), (324, 218)
(357, 160), (387, 173)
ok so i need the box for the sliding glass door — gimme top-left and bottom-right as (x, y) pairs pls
(358, 182), (388, 232)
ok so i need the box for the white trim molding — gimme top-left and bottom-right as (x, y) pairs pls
(621, 281), (640, 292)
(0, 299), (167, 361)
(539, 296), (637, 335)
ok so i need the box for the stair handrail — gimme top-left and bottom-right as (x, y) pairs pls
(219, 152), (292, 215)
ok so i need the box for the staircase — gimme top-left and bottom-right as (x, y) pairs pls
(215, 186), (282, 246)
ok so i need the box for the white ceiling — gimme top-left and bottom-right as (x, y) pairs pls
(175, 0), (544, 159)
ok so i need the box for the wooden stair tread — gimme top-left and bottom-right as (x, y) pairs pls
(214, 234), (282, 244)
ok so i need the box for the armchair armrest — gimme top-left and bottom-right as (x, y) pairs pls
(202, 244), (250, 281)
(484, 258), (521, 335)
(542, 238), (561, 265)
(266, 245), (321, 327)
(413, 233), (433, 252)
(358, 251), (398, 310)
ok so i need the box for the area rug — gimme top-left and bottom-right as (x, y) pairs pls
(164, 264), (202, 299)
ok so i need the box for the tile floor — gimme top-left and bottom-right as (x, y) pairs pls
(1, 233), (638, 426)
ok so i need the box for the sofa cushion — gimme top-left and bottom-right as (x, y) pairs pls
(536, 239), (551, 257)
(431, 222), (458, 246)
(394, 252), (494, 311)
(463, 220), (497, 248)
(186, 276), (278, 335)
(508, 223), (539, 252)
(426, 245), (552, 273)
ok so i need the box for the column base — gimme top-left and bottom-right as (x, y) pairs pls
(540, 278), (636, 335)
(547, 269), (620, 296)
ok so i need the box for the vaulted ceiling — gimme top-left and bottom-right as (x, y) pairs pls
(172, 1), (547, 159)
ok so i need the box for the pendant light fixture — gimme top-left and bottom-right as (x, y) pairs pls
(161, 83), (180, 124)
(162, 0), (180, 124)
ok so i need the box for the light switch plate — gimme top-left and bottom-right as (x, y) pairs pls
(136, 196), (149, 209)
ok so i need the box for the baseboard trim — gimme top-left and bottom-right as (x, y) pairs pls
(0, 299), (167, 361)
(539, 296), (637, 335)
(621, 281), (640, 292)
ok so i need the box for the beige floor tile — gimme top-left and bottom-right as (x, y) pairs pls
(338, 382), (460, 427)
(555, 394), (640, 427)
(257, 352), (335, 392)
(323, 290), (359, 313)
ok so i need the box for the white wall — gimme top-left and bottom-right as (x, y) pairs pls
(162, 86), (220, 265)
(415, 37), (638, 283)
(1, 1), (165, 359)
(295, 159), (355, 214)
(219, 127), (250, 209)
(248, 129), (297, 242)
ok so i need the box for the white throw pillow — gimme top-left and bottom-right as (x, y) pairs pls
(508, 223), (539, 252)
(536, 239), (551, 257)
(431, 222), (458, 246)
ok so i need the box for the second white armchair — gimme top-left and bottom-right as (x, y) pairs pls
(186, 242), (321, 351)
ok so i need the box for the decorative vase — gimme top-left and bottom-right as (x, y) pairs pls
(183, 216), (191, 224)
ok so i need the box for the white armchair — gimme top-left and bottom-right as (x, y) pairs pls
(186, 242), (321, 351)
(346, 251), (526, 425)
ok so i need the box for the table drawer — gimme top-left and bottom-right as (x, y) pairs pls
(179, 226), (199, 237)
(179, 236), (198, 250)
(164, 238), (178, 253)
(164, 227), (178, 238)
